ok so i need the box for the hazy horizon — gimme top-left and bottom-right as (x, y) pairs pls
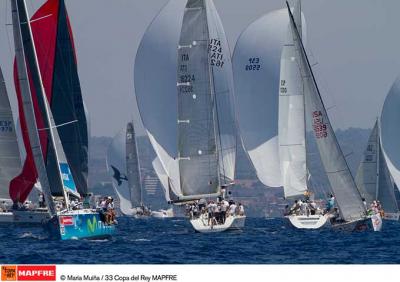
(1, 0), (399, 137)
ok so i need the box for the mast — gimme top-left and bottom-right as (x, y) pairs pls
(11, 0), (56, 215)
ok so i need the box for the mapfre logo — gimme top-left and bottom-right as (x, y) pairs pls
(60, 216), (74, 226)
(17, 265), (56, 281)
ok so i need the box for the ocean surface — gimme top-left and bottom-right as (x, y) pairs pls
(1, 217), (399, 264)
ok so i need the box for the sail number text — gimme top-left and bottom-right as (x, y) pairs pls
(0, 120), (13, 133)
(245, 57), (261, 71)
(209, 39), (224, 68)
(280, 80), (287, 94)
(312, 111), (328, 139)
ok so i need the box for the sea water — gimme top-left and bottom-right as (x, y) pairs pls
(1, 217), (399, 264)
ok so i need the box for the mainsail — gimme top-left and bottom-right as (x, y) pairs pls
(0, 67), (22, 200)
(279, 1), (307, 199)
(126, 122), (142, 208)
(10, 0), (88, 203)
(356, 121), (399, 214)
(286, 2), (365, 221)
(232, 9), (307, 188)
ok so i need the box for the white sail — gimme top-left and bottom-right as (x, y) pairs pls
(377, 144), (399, 215)
(205, 0), (237, 184)
(134, 0), (186, 181)
(107, 129), (134, 216)
(286, 2), (365, 222)
(381, 76), (400, 190)
(152, 156), (171, 202)
(0, 67), (22, 200)
(232, 9), (306, 188)
(355, 122), (379, 204)
(279, 1), (307, 198)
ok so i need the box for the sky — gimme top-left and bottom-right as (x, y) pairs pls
(1, 0), (400, 137)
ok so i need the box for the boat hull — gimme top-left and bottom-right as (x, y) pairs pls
(383, 212), (400, 221)
(190, 215), (246, 233)
(0, 210), (50, 225)
(286, 214), (328, 229)
(45, 210), (115, 240)
(331, 218), (370, 232)
(151, 209), (174, 218)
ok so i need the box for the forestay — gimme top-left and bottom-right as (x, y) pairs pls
(287, 3), (365, 222)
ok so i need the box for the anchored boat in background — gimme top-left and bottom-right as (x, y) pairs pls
(11, 0), (115, 240)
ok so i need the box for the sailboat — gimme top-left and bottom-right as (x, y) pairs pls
(11, 0), (115, 240)
(356, 120), (399, 221)
(135, 0), (244, 233)
(7, 0), (89, 225)
(284, 1), (368, 231)
(0, 65), (38, 223)
(107, 122), (153, 218)
(279, 1), (328, 229)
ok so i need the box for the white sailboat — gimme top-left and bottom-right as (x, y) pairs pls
(11, 0), (115, 239)
(279, 1), (328, 229)
(355, 120), (399, 224)
(135, 0), (244, 233)
(284, 1), (368, 231)
(107, 122), (155, 218)
(0, 59), (51, 225)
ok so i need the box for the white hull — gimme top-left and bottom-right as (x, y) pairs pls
(190, 215), (246, 233)
(151, 209), (174, 218)
(371, 214), (383, 231)
(0, 209), (50, 224)
(286, 214), (328, 229)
